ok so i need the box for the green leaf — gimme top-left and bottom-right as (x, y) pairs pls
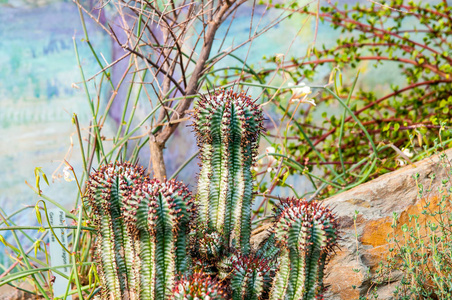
(42, 173), (49, 186)
(35, 204), (42, 225)
(281, 171), (290, 186)
(0, 235), (6, 246)
(34, 240), (40, 257)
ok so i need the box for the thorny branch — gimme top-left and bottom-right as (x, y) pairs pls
(76, 0), (303, 179)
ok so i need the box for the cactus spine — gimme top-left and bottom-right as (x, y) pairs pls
(269, 198), (338, 300)
(86, 162), (194, 300)
(193, 89), (264, 253)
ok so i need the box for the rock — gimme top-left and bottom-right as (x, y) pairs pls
(250, 149), (452, 299)
(322, 148), (452, 299)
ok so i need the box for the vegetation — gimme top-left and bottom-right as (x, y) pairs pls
(193, 89), (264, 254)
(270, 198), (338, 300)
(86, 162), (194, 299)
(0, 0), (451, 299)
(256, 0), (452, 199)
(367, 149), (452, 299)
(83, 90), (338, 299)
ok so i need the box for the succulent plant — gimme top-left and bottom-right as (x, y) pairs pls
(196, 229), (224, 262)
(172, 271), (227, 300)
(269, 198), (338, 300)
(85, 89), (339, 300)
(193, 89), (264, 254)
(86, 162), (194, 300)
(86, 162), (146, 300)
(230, 253), (273, 300)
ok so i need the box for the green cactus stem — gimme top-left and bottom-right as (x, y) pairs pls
(269, 198), (338, 300)
(123, 178), (194, 299)
(193, 89), (264, 254)
(172, 271), (227, 300)
(86, 163), (195, 300)
(86, 162), (146, 300)
(196, 229), (224, 262)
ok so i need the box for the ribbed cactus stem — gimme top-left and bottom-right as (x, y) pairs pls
(193, 89), (264, 253)
(123, 178), (194, 299)
(86, 163), (194, 300)
(270, 198), (338, 300)
(269, 248), (290, 300)
(86, 162), (146, 300)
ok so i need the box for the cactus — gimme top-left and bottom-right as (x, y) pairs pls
(196, 229), (225, 262)
(172, 271), (227, 300)
(84, 89), (340, 300)
(230, 253), (273, 300)
(269, 198), (338, 300)
(85, 162), (194, 300)
(193, 89), (264, 254)
(86, 162), (146, 300)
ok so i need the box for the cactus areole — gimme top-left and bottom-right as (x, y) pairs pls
(193, 89), (264, 254)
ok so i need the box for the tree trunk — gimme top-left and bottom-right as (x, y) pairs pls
(149, 138), (167, 180)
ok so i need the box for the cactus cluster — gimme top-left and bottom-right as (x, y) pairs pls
(86, 163), (194, 300)
(85, 88), (339, 300)
(172, 271), (227, 300)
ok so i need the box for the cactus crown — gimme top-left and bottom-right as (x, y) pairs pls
(172, 271), (227, 300)
(274, 198), (338, 251)
(193, 89), (264, 253)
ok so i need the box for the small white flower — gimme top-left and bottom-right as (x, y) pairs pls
(397, 148), (414, 166)
(71, 83), (80, 89)
(293, 98), (316, 106)
(267, 167), (273, 173)
(265, 147), (275, 154)
(265, 146), (277, 165)
(402, 148), (414, 158)
(289, 82), (312, 98)
(397, 158), (406, 166)
(63, 166), (74, 182)
(274, 53), (284, 63)
(288, 82), (315, 106)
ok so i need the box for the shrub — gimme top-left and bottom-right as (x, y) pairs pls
(256, 0), (452, 198)
(370, 150), (452, 299)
